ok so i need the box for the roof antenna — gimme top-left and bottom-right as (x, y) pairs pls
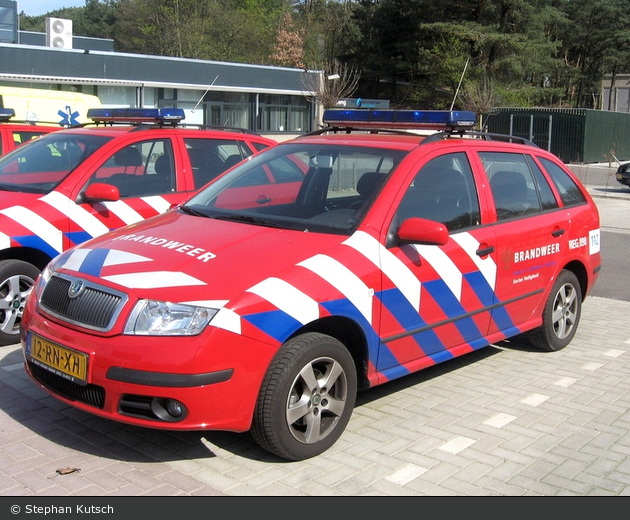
(450, 58), (470, 111)
(192, 75), (219, 113)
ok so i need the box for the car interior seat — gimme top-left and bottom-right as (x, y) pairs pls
(490, 170), (529, 219)
(107, 147), (143, 196)
(113, 147), (143, 170)
(22, 145), (54, 172)
(223, 154), (243, 170)
(152, 154), (174, 193)
(395, 166), (472, 230)
(349, 171), (386, 209)
(189, 148), (226, 189)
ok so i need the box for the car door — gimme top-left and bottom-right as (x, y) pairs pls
(376, 152), (498, 375)
(61, 138), (190, 249)
(478, 151), (568, 336)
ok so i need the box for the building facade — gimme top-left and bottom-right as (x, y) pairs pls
(601, 74), (630, 114)
(0, 0), (319, 137)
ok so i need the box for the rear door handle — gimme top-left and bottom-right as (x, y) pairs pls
(552, 228), (565, 237)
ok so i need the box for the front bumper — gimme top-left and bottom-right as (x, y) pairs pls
(21, 306), (277, 432)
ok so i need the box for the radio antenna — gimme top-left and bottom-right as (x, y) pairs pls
(192, 75), (219, 113)
(450, 58), (470, 111)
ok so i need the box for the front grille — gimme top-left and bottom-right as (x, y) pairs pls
(39, 274), (127, 331)
(29, 361), (105, 409)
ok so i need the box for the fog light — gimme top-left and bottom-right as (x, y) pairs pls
(165, 399), (184, 418)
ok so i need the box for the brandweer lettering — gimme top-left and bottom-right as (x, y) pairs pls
(514, 243), (559, 263)
(114, 234), (216, 262)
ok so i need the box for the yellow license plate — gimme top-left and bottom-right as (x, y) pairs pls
(617, 173), (622, 180)
(27, 332), (88, 384)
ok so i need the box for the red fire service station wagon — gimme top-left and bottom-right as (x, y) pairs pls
(0, 107), (275, 346)
(21, 109), (601, 461)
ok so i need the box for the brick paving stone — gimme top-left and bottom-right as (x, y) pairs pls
(1, 213), (630, 497)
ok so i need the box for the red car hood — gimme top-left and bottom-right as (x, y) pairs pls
(54, 209), (347, 303)
(0, 189), (40, 209)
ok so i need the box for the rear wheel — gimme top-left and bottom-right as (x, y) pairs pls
(0, 259), (40, 346)
(251, 332), (357, 461)
(528, 269), (582, 352)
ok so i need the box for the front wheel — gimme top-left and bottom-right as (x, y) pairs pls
(0, 259), (41, 347)
(251, 332), (357, 461)
(528, 269), (582, 352)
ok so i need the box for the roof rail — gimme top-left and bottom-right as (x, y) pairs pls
(421, 130), (539, 147)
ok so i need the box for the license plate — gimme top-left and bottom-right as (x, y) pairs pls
(26, 332), (88, 385)
(617, 173), (622, 181)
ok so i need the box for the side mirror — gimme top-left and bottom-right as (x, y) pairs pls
(397, 217), (449, 245)
(82, 182), (121, 202)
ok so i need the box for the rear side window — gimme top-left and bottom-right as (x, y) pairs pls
(252, 141), (273, 152)
(538, 157), (586, 207)
(525, 155), (559, 211)
(185, 138), (257, 190)
(12, 130), (48, 147)
(480, 152), (547, 221)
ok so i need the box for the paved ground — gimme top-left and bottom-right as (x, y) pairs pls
(1, 172), (629, 496)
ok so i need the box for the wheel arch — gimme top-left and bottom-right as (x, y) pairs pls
(563, 259), (588, 301)
(0, 246), (52, 272)
(288, 316), (370, 391)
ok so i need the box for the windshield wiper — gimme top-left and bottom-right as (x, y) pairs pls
(0, 183), (28, 193)
(214, 213), (282, 228)
(179, 205), (212, 218)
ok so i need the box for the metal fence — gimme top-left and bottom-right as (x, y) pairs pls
(484, 107), (630, 164)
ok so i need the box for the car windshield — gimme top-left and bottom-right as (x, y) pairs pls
(182, 143), (407, 234)
(0, 133), (111, 193)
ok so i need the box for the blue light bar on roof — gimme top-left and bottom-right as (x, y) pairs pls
(0, 108), (16, 122)
(323, 109), (477, 130)
(87, 108), (185, 124)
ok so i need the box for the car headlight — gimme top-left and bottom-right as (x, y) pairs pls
(33, 262), (56, 300)
(124, 300), (218, 336)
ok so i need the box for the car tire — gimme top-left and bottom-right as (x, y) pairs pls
(0, 259), (40, 346)
(528, 269), (582, 352)
(251, 332), (357, 461)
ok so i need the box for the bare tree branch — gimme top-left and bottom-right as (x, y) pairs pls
(302, 60), (361, 109)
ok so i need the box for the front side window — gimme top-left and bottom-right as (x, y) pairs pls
(88, 139), (175, 197)
(395, 152), (480, 231)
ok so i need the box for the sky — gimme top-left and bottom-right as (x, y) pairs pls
(15, 1), (86, 17)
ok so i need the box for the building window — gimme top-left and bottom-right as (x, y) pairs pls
(0, 1), (17, 44)
(258, 94), (311, 133)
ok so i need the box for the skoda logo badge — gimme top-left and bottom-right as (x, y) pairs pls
(68, 279), (85, 298)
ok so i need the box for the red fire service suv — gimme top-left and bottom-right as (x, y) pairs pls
(21, 109), (601, 461)
(0, 107), (275, 346)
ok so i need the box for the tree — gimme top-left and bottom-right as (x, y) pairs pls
(15, 0), (630, 112)
(559, 0), (630, 108)
(18, 1), (119, 41)
(460, 75), (496, 130)
(270, 12), (305, 68)
(302, 58), (361, 110)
